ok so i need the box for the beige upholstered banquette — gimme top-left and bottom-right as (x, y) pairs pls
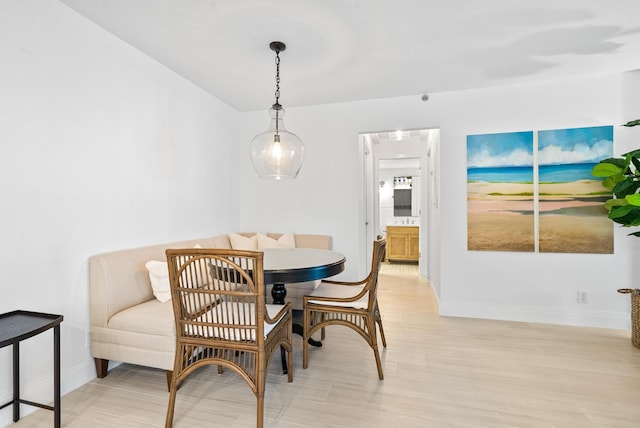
(89, 233), (331, 384)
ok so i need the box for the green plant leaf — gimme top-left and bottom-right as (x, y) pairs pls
(602, 175), (623, 190)
(623, 181), (640, 197)
(622, 149), (640, 159)
(610, 205), (640, 226)
(604, 198), (628, 210)
(609, 204), (635, 219)
(626, 194), (640, 206)
(622, 119), (640, 127)
(597, 157), (627, 168)
(612, 212), (640, 226)
(619, 213), (640, 226)
(592, 162), (622, 177)
(629, 231), (640, 237)
(612, 177), (637, 196)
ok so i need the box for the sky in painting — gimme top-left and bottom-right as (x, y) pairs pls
(538, 126), (613, 165)
(467, 131), (533, 168)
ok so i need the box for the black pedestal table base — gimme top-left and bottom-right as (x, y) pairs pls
(264, 248), (346, 375)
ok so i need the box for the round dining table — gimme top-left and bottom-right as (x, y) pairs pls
(262, 247), (346, 305)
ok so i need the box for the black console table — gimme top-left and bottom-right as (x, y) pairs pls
(0, 310), (63, 427)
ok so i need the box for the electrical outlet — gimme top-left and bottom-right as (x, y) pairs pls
(577, 290), (588, 304)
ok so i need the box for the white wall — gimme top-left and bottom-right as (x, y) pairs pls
(0, 2), (239, 425)
(2, 2), (639, 424)
(238, 72), (636, 330)
(437, 75), (634, 328)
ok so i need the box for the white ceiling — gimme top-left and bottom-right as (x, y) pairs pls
(59, 0), (640, 112)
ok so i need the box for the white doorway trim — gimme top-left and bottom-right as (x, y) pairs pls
(359, 128), (439, 278)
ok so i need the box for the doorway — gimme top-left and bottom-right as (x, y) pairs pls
(359, 128), (440, 279)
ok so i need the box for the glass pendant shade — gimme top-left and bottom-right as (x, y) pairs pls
(250, 106), (304, 179)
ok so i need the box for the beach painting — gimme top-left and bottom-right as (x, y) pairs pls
(467, 131), (535, 252)
(538, 126), (613, 253)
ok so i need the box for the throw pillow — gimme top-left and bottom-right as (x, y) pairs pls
(229, 233), (258, 250)
(145, 260), (171, 303)
(146, 244), (204, 302)
(257, 233), (296, 249)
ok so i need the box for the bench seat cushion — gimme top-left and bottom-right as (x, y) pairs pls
(108, 299), (175, 337)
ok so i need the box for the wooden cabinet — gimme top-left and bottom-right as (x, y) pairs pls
(386, 226), (419, 262)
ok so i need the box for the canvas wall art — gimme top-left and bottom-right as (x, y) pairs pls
(538, 126), (613, 253)
(467, 131), (535, 252)
(467, 126), (613, 253)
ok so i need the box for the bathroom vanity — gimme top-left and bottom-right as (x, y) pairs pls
(386, 225), (419, 262)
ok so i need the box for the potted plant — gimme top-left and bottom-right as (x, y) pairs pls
(592, 119), (640, 233)
(592, 119), (640, 348)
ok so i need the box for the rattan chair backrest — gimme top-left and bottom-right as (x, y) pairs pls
(365, 237), (387, 310)
(166, 248), (266, 345)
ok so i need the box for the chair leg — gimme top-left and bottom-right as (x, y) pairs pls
(256, 364), (267, 428)
(165, 378), (178, 428)
(256, 395), (264, 428)
(373, 300), (387, 347)
(368, 316), (384, 380)
(280, 346), (288, 374)
(303, 309), (310, 369)
(377, 318), (387, 348)
(372, 345), (384, 380)
(376, 308), (387, 348)
(287, 342), (293, 382)
(320, 312), (326, 340)
(165, 370), (172, 392)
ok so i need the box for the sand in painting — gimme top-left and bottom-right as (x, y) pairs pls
(468, 180), (612, 253)
(467, 182), (534, 251)
(538, 180), (612, 253)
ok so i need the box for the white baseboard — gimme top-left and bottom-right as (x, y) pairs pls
(438, 300), (631, 330)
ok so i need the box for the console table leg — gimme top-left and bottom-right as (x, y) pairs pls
(54, 325), (61, 428)
(12, 342), (19, 422)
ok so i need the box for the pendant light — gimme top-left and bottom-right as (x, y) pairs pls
(250, 41), (304, 180)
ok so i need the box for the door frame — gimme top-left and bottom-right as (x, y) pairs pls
(359, 129), (437, 278)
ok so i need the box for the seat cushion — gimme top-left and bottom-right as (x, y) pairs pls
(108, 299), (175, 336)
(188, 303), (287, 340)
(307, 283), (369, 309)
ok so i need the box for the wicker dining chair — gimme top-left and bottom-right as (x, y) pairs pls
(164, 248), (293, 428)
(302, 237), (387, 379)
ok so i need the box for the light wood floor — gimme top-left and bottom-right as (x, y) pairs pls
(14, 269), (640, 427)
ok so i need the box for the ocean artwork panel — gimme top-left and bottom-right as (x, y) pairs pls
(538, 126), (613, 254)
(467, 131), (535, 252)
